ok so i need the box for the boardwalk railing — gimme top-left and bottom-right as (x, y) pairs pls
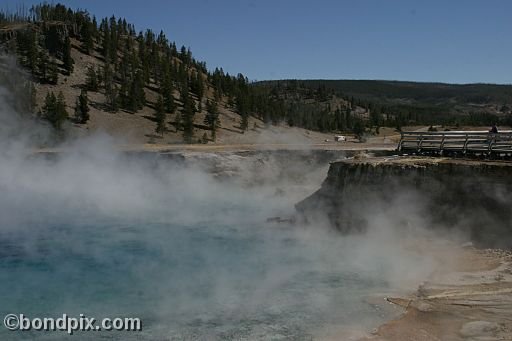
(398, 131), (512, 156)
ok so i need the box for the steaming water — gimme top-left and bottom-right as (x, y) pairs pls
(0, 164), (399, 340)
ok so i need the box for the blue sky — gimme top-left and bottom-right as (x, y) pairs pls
(2, 0), (511, 84)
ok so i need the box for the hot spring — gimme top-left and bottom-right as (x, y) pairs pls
(0, 149), (434, 340)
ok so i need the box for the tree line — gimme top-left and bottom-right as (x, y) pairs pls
(255, 80), (512, 133)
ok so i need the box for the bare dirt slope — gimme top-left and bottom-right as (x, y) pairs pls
(33, 38), (370, 147)
(30, 39), (409, 148)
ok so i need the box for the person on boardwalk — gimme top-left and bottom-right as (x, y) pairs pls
(490, 123), (498, 134)
(489, 123), (498, 134)
(488, 123), (499, 146)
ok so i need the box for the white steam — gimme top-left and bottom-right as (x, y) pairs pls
(0, 60), (467, 340)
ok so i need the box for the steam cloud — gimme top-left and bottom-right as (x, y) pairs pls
(0, 58), (469, 340)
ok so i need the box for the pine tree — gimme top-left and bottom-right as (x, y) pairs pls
(92, 16), (98, 37)
(47, 58), (59, 84)
(137, 32), (148, 81)
(42, 92), (57, 120)
(81, 21), (94, 54)
(126, 78), (138, 112)
(106, 84), (119, 112)
(178, 63), (188, 93)
(37, 51), (49, 82)
(95, 65), (104, 87)
(124, 70), (146, 112)
(56, 91), (68, 125)
(29, 83), (37, 113)
(74, 89), (90, 123)
(201, 132), (208, 144)
(74, 98), (81, 123)
(42, 91), (68, 129)
(135, 70), (146, 108)
(353, 119), (365, 141)
(43, 25), (60, 56)
(163, 82), (175, 113)
(119, 80), (129, 109)
(204, 99), (220, 141)
(161, 64), (176, 113)
(102, 63), (118, 112)
(27, 32), (39, 76)
(101, 18), (110, 60)
(190, 71), (204, 102)
(108, 15), (118, 65)
(181, 93), (196, 143)
(370, 106), (380, 127)
(62, 35), (74, 75)
(345, 108), (352, 130)
(240, 112), (249, 132)
(237, 95), (249, 131)
(154, 95), (166, 135)
(16, 29), (38, 74)
(85, 66), (98, 91)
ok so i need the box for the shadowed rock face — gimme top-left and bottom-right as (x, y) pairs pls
(296, 157), (512, 248)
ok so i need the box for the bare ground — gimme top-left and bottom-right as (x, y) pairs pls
(357, 247), (512, 341)
(32, 39), (413, 149)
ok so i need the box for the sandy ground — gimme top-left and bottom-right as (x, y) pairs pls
(356, 246), (512, 341)
(35, 128), (400, 153)
(37, 124), (512, 154)
(34, 140), (397, 154)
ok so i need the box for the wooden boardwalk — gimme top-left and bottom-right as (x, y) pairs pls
(398, 131), (512, 157)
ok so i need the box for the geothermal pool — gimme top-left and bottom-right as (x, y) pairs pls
(0, 217), (399, 339)
(0, 142), (447, 341)
(0, 157), (403, 340)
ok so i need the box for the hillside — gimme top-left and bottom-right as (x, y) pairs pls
(0, 3), (306, 145)
(255, 80), (512, 129)
(31, 39), (266, 145)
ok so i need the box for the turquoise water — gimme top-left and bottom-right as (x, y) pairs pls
(0, 214), (395, 340)
(0, 154), (400, 340)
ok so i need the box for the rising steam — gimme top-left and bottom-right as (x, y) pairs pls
(0, 58), (468, 340)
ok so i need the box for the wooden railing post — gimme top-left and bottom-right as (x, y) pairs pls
(418, 134), (424, 152)
(463, 134), (469, 154)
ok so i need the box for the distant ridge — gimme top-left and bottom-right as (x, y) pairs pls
(254, 79), (512, 129)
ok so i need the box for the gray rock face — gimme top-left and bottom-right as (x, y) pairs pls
(296, 157), (512, 248)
